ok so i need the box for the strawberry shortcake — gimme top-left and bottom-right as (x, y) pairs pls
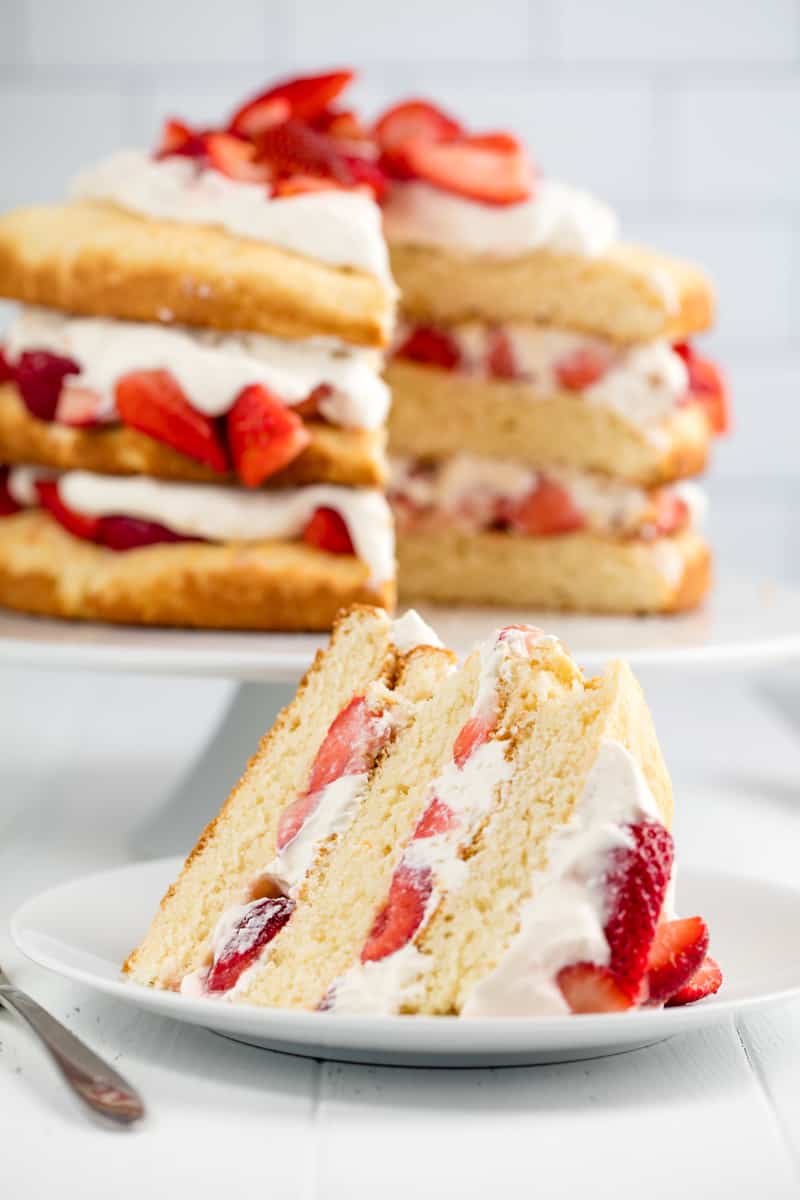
(126, 606), (722, 1016)
(0, 70), (397, 629)
(375, 97), (728, 612)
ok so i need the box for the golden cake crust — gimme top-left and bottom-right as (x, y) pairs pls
(0, 201), (394, 347)
(390, 241), (714, 344)
(397, 528), (710, 614)
(0, 510), (394, 630)
(386, 360), (709, 485)
(0, 384), (386, 488)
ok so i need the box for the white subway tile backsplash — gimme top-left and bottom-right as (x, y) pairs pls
(557, 0), (798, 63)
(707, 356), (800, 479)
(0, 0), (27, 66)
(27, 0), (274, 66)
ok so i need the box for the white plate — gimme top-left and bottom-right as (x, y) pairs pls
(11, 857), (800, 1067)
(0, 574), (798, 680)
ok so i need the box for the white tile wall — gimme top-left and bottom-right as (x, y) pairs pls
(0, 0), (797, 511)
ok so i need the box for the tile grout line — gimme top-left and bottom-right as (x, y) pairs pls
(735, 1016), (800, 1185)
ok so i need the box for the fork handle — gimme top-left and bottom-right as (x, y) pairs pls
(0, 983), (145, 1126)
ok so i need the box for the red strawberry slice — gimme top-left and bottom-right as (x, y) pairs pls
(487, 329), (518, 379)
(412, 796), (458, 839)
(272, 174), (346, 197)
(555, 345), (616, 391)
(14, 350), (81, 422)
(116, 370), (229, 473)
(653, 491), (689, 538)
(502, 477), (585, 537)
(602, 820), (674, 1001)
(675, 343), (731, 435)
(665, 955), (722, 1007)
(394, 326), (461, 370)
(292, 383), (332, 421)
(0, 468), (21, 517)
(302, 507), (355, 556)
(99, 515), (195, 553)
(256, 119), (354, 185)
(206, 896), (295, 994)
(314, 107), (370, 142)
(0, 348), (14, 384)
(645, 916), (710, 1006)
(452, 708), (497, 769)
(374, 100), (462, 177)
(55, 384), (106, 427)
(155, 117), (196, 158)
(228, 384), (310, 487)
(340, 154), (388, 201)
(401, 131), (534, 206)
(229, 71), (354, 138)
(361, 864), (433, 964)
(204, 132), (271, 183)
(557, 963), (634, 1013)
(36, 480), (102, 542)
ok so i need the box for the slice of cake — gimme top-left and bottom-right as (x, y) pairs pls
(126, 609), (720, 1014)
(124, 605), (454, 989)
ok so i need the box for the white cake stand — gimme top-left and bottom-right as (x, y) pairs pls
(3, 571), (799, 852)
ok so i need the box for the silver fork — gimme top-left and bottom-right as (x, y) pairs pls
(0, 964), (145, 1127)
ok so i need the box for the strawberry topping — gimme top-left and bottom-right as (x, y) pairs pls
(229, 71), (354, 138)
(14, 350), (81, 422)
(374, 99), (462, 177)
(257, 119), (356, 187)
(665, 955), (722, 1007)
(155, 117), (200, 159)
(401, 131), (533, 206)
(361, 865), (433, 964)
(204, 132), (271, 183)
(206, 896), (295, 994)
(116, 370), (229, 473)
(227, 384), (310, 487)
(555, 345), (616, 391)
(394, 326), (461, 370)
(674, 342), (731, 435)
(501, 477), (586, 537)
(0, 468), (21, 517)
(556, 964), (634, 1014)
(645, 916), (710, 1006)
(36, 480), (102, 542)
(302, 507), (355, 556)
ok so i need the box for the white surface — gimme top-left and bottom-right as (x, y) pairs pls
(2, 665), (800, 1194)
(12, 858), (800, 1067)
(0, 573), (798, 680)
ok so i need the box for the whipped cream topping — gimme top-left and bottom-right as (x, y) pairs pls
(462, 740), (664, 1017)
(7, 307), (389, 430)
(391, 609), (444, 654)
(72, 149), (394, 285)
(383, 178), (618, 259)
(327, 628), (542, 1015)
(389, 454), (705, 539)
(48, 471), (394, 583)
(6, 464), (54, 507)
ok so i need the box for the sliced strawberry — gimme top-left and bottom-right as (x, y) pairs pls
(36, 480), (102, 542)
(302, 507), (355, 556)
(227, 384), (310, 487)
(340, 154), (388, 201)
(229, 71), (354, 138)
(55, 384), (106, 427)
(99, 515), (195, 552)
(206, 896), (295, 994)
(502, 477), (585, 537)
(413, 796), (458, 839)
(293, 383), (332, 421)
(204, 132), (271, 183)
(401, 131), (533, 206)
(14, 350), (81, 422)
(0, 348), (14, 384)
(314, 107), (370, 141)
(487, 329), (518, 379)
(557, 963), (634, 1014)
(452, 708), (497, 769)
(374, 99), (462, 177)
(645, 916), (710, 1006)
(276, 696), (389, 850)
(394, 326), (461, 370)
(555, 345), (616, 391)
(272, 174), (346, 198)
(361, 864), (432, 964)
(0, 468), (21, 517)
(602, 820), (674, 1001)
(653, 491), (689, 538)
(256, 119), (354, 185)
(116, 370), (229, 473)
(665, 955), (722, 1007)
(155, 117), (196, 158)
(676, 343), (731, 436)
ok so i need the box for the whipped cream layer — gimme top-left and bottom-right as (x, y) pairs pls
(384, 179), (618, 259)
(7, 307), (389, 430)
(396, 321), (688, 435)
(327, 628), (550, 1015)
(390, 454), (706, 539)
(72, 149), (394, 285)
(21, 470), (395, 583)
(462, 740), (666, 1017)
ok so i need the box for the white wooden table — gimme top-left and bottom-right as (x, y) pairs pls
(2, 662), (800, 1199)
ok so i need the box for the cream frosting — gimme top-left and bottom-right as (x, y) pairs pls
(462, 740), (664, 1017)
(6, 464), (54, 507)
(49, 471), (394, 583)
(383, 178), (618, 259)
(72, 149), (394, 285)
(6, 307), (389, 430)
(391, 609), (444, 654)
